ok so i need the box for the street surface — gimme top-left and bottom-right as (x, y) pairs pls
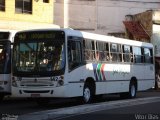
(54, 101), (160, 120)
(0, 89), (160, 120)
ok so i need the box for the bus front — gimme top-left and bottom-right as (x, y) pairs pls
(0, 32), (11, 101)
(12, 30), (66, 98)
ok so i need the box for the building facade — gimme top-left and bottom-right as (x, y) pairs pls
(0, 0), (59, 30)
(54, 0), (160, 35)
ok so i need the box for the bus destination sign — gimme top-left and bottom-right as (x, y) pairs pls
(16, 31), (64, 40)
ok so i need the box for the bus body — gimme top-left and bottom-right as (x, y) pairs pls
(12, 29), (155, 103)
(0, 30), (17, 100)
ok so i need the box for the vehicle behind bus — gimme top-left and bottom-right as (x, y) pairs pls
(0, 30), (15, 101)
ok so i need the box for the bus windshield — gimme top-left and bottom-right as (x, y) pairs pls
(13, 31), (65, 76)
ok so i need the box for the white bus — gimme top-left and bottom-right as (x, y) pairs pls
(0, 30), (17, 101)
(12, 29), (155, 104)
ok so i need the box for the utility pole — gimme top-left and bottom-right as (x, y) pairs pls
(64, 0), (69, 28)
(95, 0), (98, 31)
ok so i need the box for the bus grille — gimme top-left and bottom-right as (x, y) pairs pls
(20, 81), (53, 87)
(23, 90), (50, 93)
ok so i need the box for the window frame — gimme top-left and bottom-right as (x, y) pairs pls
(83, 39), (95, 61)
(0, 0), (5, 11)
(68, 36), (83, 71)
(144, 47), (153, 64)
(132, 46), (143, 63)
(15, 0), (32, 14)
(110, 43), (122, 62)
(122, 45), (133, 63)
(96, 41), (110, 62)
(43, 0), (49, 3)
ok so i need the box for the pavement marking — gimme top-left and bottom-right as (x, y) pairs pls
(18, 96), (160, 120)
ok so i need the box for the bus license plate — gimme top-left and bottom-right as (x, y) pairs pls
(31, 94), (40, 97)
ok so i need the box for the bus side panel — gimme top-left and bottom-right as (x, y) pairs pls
(94, 63), (131, 94)
(96, 81), (130, 94)
(64, 63), (155, 97)
(132, 64), (155, 91)
(94, 63), (153, 94)
(138, 64), (155, 91)
(64, 64), (95, 97)
(138, 80), (155, 91)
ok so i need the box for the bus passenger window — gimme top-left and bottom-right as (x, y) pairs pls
(123, 45), (132, 62)
(96, 42), (109, 62)
(144, 48), (153, 63)
(83, 39), (95, 61)
(133, 47), (142, 63)
(68, 40), (82, 71)
(110, 44), (116, 61)
(110, 43), (122, 62)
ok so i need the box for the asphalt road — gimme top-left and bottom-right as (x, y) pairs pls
(55, 101), (160, 120)
(0, 89), (160, 117)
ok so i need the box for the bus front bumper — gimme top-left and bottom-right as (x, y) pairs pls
(11, 86), (66, 98)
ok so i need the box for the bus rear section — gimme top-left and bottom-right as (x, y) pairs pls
(0, 31), (12, 101)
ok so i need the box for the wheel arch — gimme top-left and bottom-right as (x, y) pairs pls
(130, 76), (138, 90)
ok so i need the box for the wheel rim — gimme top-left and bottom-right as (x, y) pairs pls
(131, 85), (136, 97)
(83, 87), (91, 103)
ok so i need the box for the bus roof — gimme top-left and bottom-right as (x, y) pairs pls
(64, 29), (153, 48)
(15, 28), (153, 48)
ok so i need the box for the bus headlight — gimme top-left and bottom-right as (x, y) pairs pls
(57, 80), (64, 87)
(52, 76), (64, 87)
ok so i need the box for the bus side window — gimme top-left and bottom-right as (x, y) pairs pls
(110, 43), (117, 62)
(96, 42), (109, 62)
(144, 48), (153, 64)
(68, 40), (82, 71)
(133, 46), (142, 63)
(83, 39), (95, 61)
(123, 45), (132, 63)
(110, 43), (122, 62)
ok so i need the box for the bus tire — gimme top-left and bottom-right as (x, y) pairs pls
(83, 84), (94, 103)
(128, 81), (137, 98)
(120, 81), (137, 99)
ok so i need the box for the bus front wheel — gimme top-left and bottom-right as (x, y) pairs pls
(83, 84), (94, 103)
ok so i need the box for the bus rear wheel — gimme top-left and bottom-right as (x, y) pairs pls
(128, 81), (137, 98)
(120, 81), (137, 99)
